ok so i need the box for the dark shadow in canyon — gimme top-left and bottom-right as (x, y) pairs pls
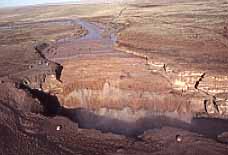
(16, 82), (61, 116)
(61, 108), (190, 137)
(15, 81), (228, 141)
(61, 107), (228, 140)
(29, 89), (61, 116)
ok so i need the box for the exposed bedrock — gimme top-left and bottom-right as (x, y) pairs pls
(0, 81), (44, 113)
(40, 62), (228, 138)
(114, 44), (228, 116)
(41, 50), (228, 120)
(41, 57), (196, 124)
(0, 42), (64, 115)
(4, 16), (226, 138)
(38, 54), (228, 128)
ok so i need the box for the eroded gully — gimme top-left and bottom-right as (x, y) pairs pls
(40, 18), (228, 140)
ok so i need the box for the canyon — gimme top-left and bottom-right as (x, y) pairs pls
(0, 0), (228, 154)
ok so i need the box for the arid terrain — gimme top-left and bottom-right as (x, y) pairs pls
(0, 0), (228, 154)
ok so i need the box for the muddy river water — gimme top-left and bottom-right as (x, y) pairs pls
(54, 19), (116, 46)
